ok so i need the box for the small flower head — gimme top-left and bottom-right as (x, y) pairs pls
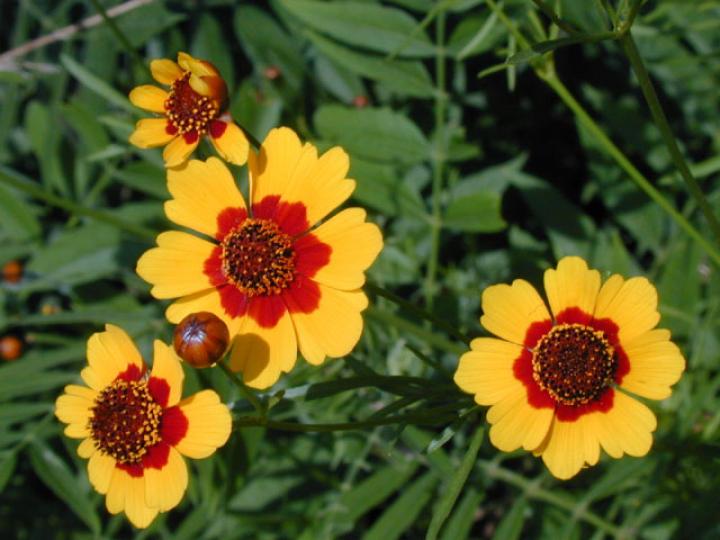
(136, 127), (384, 389)
(128, 52), (248, 168)
(454, 256), (685, 480)
(173, 311), (230, 368)
(54, 324), (232, 528)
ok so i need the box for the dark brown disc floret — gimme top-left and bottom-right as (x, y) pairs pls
(164, 72), (218, 135)
(221, 218), (296, 297)
(532, 323), (617, 406)
(89, 380), (162, 464)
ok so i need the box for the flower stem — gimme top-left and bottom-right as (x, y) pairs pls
(217, 359), (265, 416)
(529, 0), (581, 35)
(618, 32), (720, 248)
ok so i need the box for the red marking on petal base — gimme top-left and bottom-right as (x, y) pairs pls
(203, 244), (251, 320)
(209, 119), (227, 139)
(248, 295), (287, 328)
(116, 461), (144, 478)
(523, 320), (553, 349)
(556, 388), (614, 421)
(160, 406), (188, 446)
(590, 317), (630, 384)
(294, 233), (331, 278)
(283, 276), (321, 314)
(252, 195), (309, 236)
(513, 348), (555, 410)
(183, 131), (200, 144)
(116, 363), (144, 382)
(215, 207), (248, 241)
(556, 306), (592, 326)
(148, 377), (170, 407)
(204, 246), (225, 286)
(166, 121), (178, 135)
(142, 441), (170, 470)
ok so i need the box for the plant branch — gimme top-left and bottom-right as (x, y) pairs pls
(217, 359), (265, 415)
(529, 0), (581, 35)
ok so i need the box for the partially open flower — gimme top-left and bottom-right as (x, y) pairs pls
(129, 52), (249, 168)
(173, 311), (229, 368)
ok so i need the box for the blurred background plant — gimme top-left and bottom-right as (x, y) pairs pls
(1, 0), (719, 538)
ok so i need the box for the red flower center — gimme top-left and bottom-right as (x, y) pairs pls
(221, 218), (296, 297)
(164, 73), (218, 135)
(89, 380), (162, 464)
(532, 323), (616, 406)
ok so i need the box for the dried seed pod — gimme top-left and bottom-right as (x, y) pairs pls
(173, 312), (229, 368)
(2, 260), (22, 283)
(0, 336), (23, 361)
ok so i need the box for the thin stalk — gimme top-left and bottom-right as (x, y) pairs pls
(530, 0), (581, 35)
(366, 282), (470, 345)
(217, 359), (264, 415)
(618, 0), (643, 32)
(425, 10), (447, 309)
(540, 74), (720, 267)
(0, 167), (157, 241)
(619, 32), (720, 247)
(485, 0), (530, 48)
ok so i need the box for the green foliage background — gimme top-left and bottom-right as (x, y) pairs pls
(1, 0), (719, 538)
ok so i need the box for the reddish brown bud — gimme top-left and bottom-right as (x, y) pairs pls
(263, 65), (281, 80)
(0, 336), (23, 361)
(2, 260), (22, 283)
(352, 95), (369, 108)
(173, 312), (229, 368)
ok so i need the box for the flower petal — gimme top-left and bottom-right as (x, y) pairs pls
(87, 451), (115, 495)
(543, 256), (600, 320)
(129, 118), (176, 149)
(166, 288), (242, 337)
(539, 415), (596, 480)
(106, 467), (158, 529)
(230, 308), (297, 389)
(174, 390), (232, 458)
(592, 391), (656, 458)
(129, 85), (168, 114)
(82, 325), (144, 391)
(621, 329), (686, 400)
(454, 338), (524, 406)
(487, 387), (554, 452)
(286, 284), (365, 366)
(165, 157), (247, 238)
(144, 446), (188, 512)
(163, 134), (200, 168)
(55, 384), (95, 431)
(177, 52), (218, 77)
(78, 438), (96, 459)
(136, 231), (216, 299)
(594, 275), (660, 342)
(149, 341), (184, 408)
(481, 279), (551, 346)
(305, 208), (383, 290)
(209, 121), (249, 166)
(150, 58), (183, 85)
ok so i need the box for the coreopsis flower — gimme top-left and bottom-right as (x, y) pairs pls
(55, 325), (232, 528)
(128, 52), (249, 167)
(136, 127), (383, 389)
(454, 256), (685, 480)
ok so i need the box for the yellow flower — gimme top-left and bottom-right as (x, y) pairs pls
(454, 256), (685, 480)
(128, 52), (249, 168)
(55, 325), (232, 528)
(136, 127), (384, 389)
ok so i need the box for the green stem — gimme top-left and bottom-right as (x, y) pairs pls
(529, 0), (581, 35)
(425, 10), (447, 309)
(618, 32), (720, 247)
(486, 0), (530, 49)
(366, 282), (470, 345)
(217, 359), (265, 415)
(87, 0), (149, 78)
(539, 74), (720, 267)
(0, 167), (157, 241)
(618, 0), (643, 33)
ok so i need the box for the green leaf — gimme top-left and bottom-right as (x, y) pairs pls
(306, 30), (435, 98)
(351, 157), (426, 217)
(363, 471), (438, 540)
(426, 427), (484, 540)
(440, 488), (484, 540)
(315, 105), (431, 164)
(281, 0), (435, 57)
(506, 34), (615, 65)
(0, 452), (17, 493)
(444, 191), (506, 233)
(0, 182), (41, 241)
(29, 442), (101, 534)
(192, 14), (235, 91)
(61, 54), (135, 114)
(493, 497), (528, 540)
(112, 161), (168, 199)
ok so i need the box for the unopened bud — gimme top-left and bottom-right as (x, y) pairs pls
(352, 95), (369, 108)
(2, 260), (22, 283)
(0, 336), (23, 361)
(263, 65), (281, 80)
(173, 312), (229, 368)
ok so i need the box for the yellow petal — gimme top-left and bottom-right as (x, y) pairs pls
(150, 58), (183, 85)
(177, 52), (216, 77)
(454, 338), (524, 405)
(594, 275), (660, 342)
(481, 279), (551, 345)
(165, 157), (247, 238)
(174, 390), (232, 458)
(249, 127), (355, 227)
(136, 231), (215, 299)
(230, 308), (297, 388)
(106, 467), (158, 528)
(150, 341), (184, 407)
(539, 416), (592, 480)
(65, 423), (90, 438)
(82, 325), (144, 391)
(129, 118), (175, 149)
(593, 391), (656, 458)
(166, 288), (242, 337)
(163, 134), (200, 168)
(87, 451), (115, 494)
(129, 85), (168, 114)
(621, 329), (685, 400)
(55, 384), (95, 430)
(288, 284), (364, 366)
(307, 208), (383, 290)
(209, 121), (249, 166)
(144, 446), (188, 511)
(543, 256), (600, 319)
(78, 438), (96, 459)
(487, 387), (554, 452)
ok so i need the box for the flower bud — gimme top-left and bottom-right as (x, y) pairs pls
(173, 312), (229, 368)
(263, 65), (281, 80)
(2, 260), (22, 283)
(352, 95), (369, 108)
(0, 335), (23, 361)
